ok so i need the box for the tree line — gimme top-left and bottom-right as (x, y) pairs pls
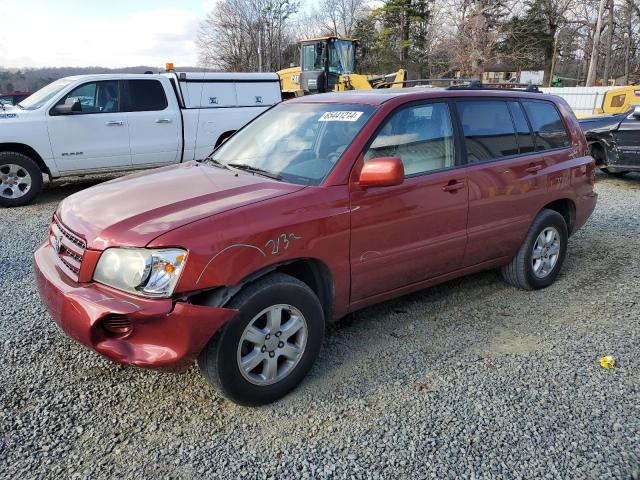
(197, 0), (640, 86)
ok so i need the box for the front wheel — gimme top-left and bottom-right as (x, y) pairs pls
(0, 151), (43, 207)
(198, 272), (325, 406)
(501, 208), (568, 290)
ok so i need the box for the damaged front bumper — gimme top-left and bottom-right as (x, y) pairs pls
(33, 243), (238, 372)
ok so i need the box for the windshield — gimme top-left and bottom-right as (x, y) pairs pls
(18, 78), (75, 110)
(212, 103), (375, 185)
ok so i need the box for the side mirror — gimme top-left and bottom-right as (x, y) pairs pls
(54, 97), (81, 115)
(359, 157), (404, 188)
(633, 106), (640, 119)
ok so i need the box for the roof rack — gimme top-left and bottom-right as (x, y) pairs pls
(447, 80), (542, 93)
(376, 77), (475, 88)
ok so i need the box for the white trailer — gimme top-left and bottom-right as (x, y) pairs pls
(540, 86), (620, 117)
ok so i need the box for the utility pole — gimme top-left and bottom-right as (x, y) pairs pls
(586, 0), (607, 86)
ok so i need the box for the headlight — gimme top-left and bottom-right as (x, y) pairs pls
(93, 248), (186, 298)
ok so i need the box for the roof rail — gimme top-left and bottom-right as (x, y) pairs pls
(447, 81), (542, 93)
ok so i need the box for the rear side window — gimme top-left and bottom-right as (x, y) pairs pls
(508, 101), (535, 153)
(125, 80), (168, 112)
(456, 100), (519, 162)
(521, 101), (569, 150)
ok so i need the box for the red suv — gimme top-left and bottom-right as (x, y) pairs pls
(34, 88), (597, 405)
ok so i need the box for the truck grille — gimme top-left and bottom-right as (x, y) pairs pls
(49, 216), (86, 281)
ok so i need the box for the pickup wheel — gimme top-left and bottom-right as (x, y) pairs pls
(501, 208), (568, 290)
(0, 152), (43, 207)
(198, 272), (325, 406)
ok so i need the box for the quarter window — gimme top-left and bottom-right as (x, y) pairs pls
(521, 101), (570, 150)
(365, 103), (455, 175)
(456, 100), (519, 162)
(59, 81), (120, 114)
(125, 80), (168, 112)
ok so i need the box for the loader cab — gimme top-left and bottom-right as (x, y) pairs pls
(299, 37), (357, 94)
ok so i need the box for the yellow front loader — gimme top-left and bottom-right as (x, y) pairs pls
(278, 37), (406, 98)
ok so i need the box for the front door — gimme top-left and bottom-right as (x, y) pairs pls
(124, 79), (180, 166)
(613, 112), (640, 167)
(349, 102), (468, 301)
(47, 80), (131, 172)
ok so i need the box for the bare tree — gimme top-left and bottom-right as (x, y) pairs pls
(315, 0), (366, 37)
(586, 0), (607, 85)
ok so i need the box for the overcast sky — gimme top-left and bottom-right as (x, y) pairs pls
(0, 0), (221, 68)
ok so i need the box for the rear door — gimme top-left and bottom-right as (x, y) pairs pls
(349, 101), (468, 301)
(456, 99), (566, 266)
(47, 80), (131, 172)
(124, 79), (180, 166)
(613, 112), (640, 167)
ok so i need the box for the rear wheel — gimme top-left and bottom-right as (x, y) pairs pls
(501, 209), (568, 290)
(0, 152), (43, 207)
(198, 272), (325, 406)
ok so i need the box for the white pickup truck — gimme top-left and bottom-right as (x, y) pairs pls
(0, 71), (282, 207)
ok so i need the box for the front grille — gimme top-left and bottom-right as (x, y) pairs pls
(49, 216), (86, 281)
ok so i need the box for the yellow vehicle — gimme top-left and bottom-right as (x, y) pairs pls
(278, 37), (406, 98)
(592, 86), (640, 115)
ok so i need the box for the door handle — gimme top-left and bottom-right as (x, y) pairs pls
(442, 180), (465, 192)
(155, 118), (172, 124)
(105, 120), (124, 126)
(525, 163), (543, 174)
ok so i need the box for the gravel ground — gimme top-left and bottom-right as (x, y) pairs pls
(1, 172), (639, 479)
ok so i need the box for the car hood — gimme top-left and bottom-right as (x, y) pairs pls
(578, 112), (627, 133)
(57, 161), (306, 250)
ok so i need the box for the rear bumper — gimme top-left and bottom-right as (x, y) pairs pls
(574, 191), (598, 233)
(33, 243), (238, 372)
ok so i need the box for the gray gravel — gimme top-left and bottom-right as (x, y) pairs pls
(1, 172), (639, 479)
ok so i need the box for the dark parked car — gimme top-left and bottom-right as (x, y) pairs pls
(0, 91), (32, 106)
(580, 106), (640, 175)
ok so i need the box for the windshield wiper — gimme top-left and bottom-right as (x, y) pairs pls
(200, 157), (229, 169)
(227, 163), (282, 181)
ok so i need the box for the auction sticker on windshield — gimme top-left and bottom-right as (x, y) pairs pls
(319, 111), (363, 122)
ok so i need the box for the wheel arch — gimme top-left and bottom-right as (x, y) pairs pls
(541, 198), (576, 236)
(587, 139), (608, 166)
(0, 143), (52, 177)
(192, 257), (335, 321)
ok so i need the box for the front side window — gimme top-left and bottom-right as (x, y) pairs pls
(521, 101), (570, 150)
(457, 100), (519, 162)
(365, 103), (455, 175)
(125, 80), (168, 112)
(301, 44), (324, 71)
(57, 81), (120, 114)
(212, 103), (375, 185)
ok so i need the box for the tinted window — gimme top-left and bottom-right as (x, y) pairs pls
(365, 103), (455, 175)
(508, 101), (535, 153)
(58, 81), (120, 113)
(126, 80), (167, 112)
(522, 101), (569, 150)
(457, 101), (519, 162)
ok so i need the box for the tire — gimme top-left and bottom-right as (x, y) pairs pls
(501, 208), (568, 290)
(601, 168), (629, 177)
(198, 272), (325, 406)
(0, 151), (43, 207)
